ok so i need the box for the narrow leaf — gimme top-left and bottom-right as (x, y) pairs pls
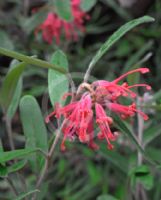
(0, 62), (26, 111)
(0, 47), (67, 73)
(6, 60), (23, 119)
(8, 160), (27, 174)
(6, 79), (22, 119)
(100, 144), (128, 174)
(0, 140), (4, 152)
(113, 115), (144, 154)
(97, 194), (119, 200)
(88, 16), (154, 72)
(143, 124), (161, 146)
(0, 149), (37, 163)
(0, 31), (14, 50)
(14, 189), (39, 200)
(20, 95), (48, 171)
(113, 115), (158, 166)
(22, 10), (48, 34)
(81, 0), (97, 11)
(48, 50), (69, 106)
(54, 0), (73, 21)
(0, 164), (8, 177)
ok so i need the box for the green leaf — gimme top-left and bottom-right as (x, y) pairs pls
(48, 50), (69, 106)
(0, 164), (8, 177)
(130, 165), (154, 190)
(97, 194), (118, 200)
(6, 79), (22, 118)
(88, 16), (154, 72)
(102, 0), (131, 20)
(87, 161), (101, 184)
(123, 41), (153, 72)
(14, 189), (39, 200)
(0, 148), (37, 163)
(22, 10), (48, 34)
(0, 139), (4, 152)
(100, 144), (128, 174)
(114, 116), (158, 167)
(154, 89), (161, 100)
(113, 115), (144, 154)
(146, 147), (161, 165)
(81, 0), (97, 11)
(0, 47), (67, 73)
(8, 160), (27, 174)
(0, 31), (14, 50)
(0, 62), (26, 111)
(6, 60), (23, 119)
(143, 124), (161, 146)
(20, 95), (48, 171)
(54, 0), (73, 21)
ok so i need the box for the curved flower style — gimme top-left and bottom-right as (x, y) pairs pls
(36, 0), (89, 44)
(46, 68), (151, 151)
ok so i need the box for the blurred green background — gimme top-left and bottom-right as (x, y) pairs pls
(0, 0), (161, 200)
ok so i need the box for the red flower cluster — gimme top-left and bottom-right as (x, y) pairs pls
(36, 0), (89, 44)
(46, 68), (151, 151)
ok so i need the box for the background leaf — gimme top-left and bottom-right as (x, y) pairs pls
(0, 62), (26, 111)
(113, 116), (158, 166)
(54, 0), (73, 21)
(81, 0), (97, 12)
(0, 149), (37, 163)
(0, 164), (8, 177)
(14, 189), (39, 200)
(6, 60), (23, 119)
(48, 50), (69, 106)
(113, 115), (144, 154)
(97, 194), (119, 200)
(8, 160), (27, 174)
(22, 10), (48, 34)
(0, 31), (14, 50)
(88, 16), (155, 71)
(129, 165), (154, 190)
(100, 144), (128, 174)
(20, 95), (48, 171)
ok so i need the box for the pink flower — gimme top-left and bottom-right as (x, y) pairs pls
(47, 94), (93, 151)
(95, 103), (116, 150)
(46, 68), (151, 151)
(35, 0), (89, 44)
(93, 68), (151, 100)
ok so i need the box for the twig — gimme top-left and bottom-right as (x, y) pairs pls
(136, 97), (147, 200)
(67, 73), (76, 102)
(68, 74), (76, 94)
(32, 120), (66, 200)
(137, 98), (144, 166)
(6, 177), (19, 197)
(83, 62), (93, 83)
(4, 114), (28, 199)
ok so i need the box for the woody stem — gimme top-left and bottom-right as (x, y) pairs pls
(77, 83), (95, 97)
(32, 120), (66, 200)
(136, 97), (147, 200)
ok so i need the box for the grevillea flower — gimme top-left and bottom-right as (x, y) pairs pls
(46, 68), (151, 151)
(36, 0), (89, 44)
